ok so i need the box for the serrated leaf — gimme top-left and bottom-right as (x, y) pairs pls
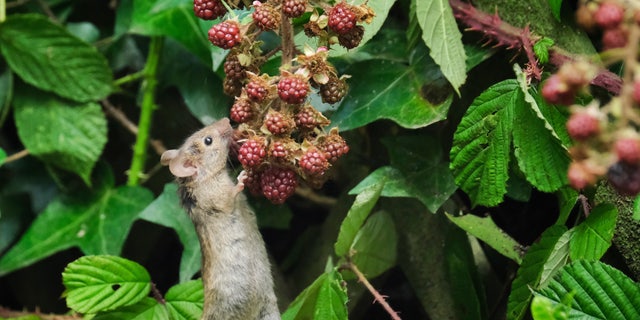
(0, 167), (154, 276)
(570, 203), (617, 261)
(416, 0), (467, 93)
(539, 229), (572, 289)
(530, 295), (569, 320)
(506, 225), (567, 320)
(445, 213), (523, 264)
(537, 260), (640, 319)
(138, 183), (200, 283)
(0, 14), (112, 102)
(450, 80), (517, 207)
(335, 180), (384, 257)
(62, 255), (151, 313)
(555, 187), (578, 225)
(13, 85), (107, 184)
(330, 49), (452, 131)
(93, 297), (170, 320)
(165, 280), (204, 320)
(347, 211), (397, 279)
(547, 0), (563, 21)
(533, 37), (555, 64)
(634, 195), (640, 220)
(282, 270), (347, 320)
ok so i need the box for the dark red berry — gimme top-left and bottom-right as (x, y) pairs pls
(238, 138), (267, 168)
(594, 1), (625, 29)
(299, 147), (329, 175)
(541, 74), (575, 105)
(607, 162), (640, 196)
(568, 162), (595, 190)
(338, 25), (364, 49)
(252, 2), (281, 30)
(277, 75), (310, 104)
(320, 134), (349, 163)
(260, 166), (298, 204)
(194, 0), (227, 20)
(230, 98), (254, 123)
(283, 0), (307, 18)
(224, 54), (244, 80)
(244, 169), (263, 196)
(295, 105), (329, 129)
(320, 77), (348, 104)
(566, 112), (600, 141)
(328, 2), (357, 35)
(602, 27), (628, 49)
(265, 111), (294, 135)
(208, 20), (242, 49)
(246, 79), (269, 102)
(223, 77), (242, 97)
(615, 138), (640, 164)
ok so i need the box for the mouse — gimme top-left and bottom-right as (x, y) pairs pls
(161, 118), (279, 320)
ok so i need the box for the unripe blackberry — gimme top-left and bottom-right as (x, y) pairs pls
(246, 78), (270, 102)
(541, 74), (574, 105)
(607, 162), (640, 196)
(328, 2), (357, 34)
(252, 2), (281, 30)
(265, 110), (295, 135)
(602, 27), (628, 49)
(615, 138), (640, 164)
(594, 1), (625, 29)
(230, 97), (254, 123)
(568, 162), (596, 189)
(208, 20), (242, 49)
(295, 105), (330, 129)
(194, 0), (227, 20)
(278, 74), (310, 104)
(260, 166), (298, 204)
(338, 25), (364, 49)
(320, 77), (348, 104)
(566, 112), (600, 141)
(320, 133), (349, 163)
(299, 147), (330, 176)
(283, 0), (307, 18)
(238, 138), (267, 168)
(223, 77), (243, 96)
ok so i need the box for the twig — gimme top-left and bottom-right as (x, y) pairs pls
(343, 260), (401, 320)
(280, 10), (295, 66)
(294, 185), (337, 207)
(0, 306), (81, 320)
(101, 99), (167, 155)
(151, 283), (166, 305)
(2, 149), (29, 164)
(113, 70), (146, 87)
(578, 194), (591, 218)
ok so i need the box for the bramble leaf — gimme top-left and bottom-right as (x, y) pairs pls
(533, 37), (555, 64)
(335, 180), (384, 257)
(570, 203), (617, 261)
(347, 211), (397, 279)
(93, 298), (169, 320)
(0, 148), (5, 165)
(165, 280), (204, 320)
(282, 270), (348, 320)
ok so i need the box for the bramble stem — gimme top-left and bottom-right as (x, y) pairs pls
(280, 13), (295, 67)
(2, 149), (29, 164)
(343, 260), (402, 320)
(127, 36), (164, 186)
(113, 70), (146, 87)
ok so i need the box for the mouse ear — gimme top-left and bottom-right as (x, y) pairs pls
(161, 149), (198, 177)
(161, 149), (179, 166)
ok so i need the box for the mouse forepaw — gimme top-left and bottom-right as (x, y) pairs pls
(236, 170), (247, 192)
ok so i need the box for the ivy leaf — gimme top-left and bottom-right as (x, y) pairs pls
(537, 260), (640, 319)
(282, 270), (348, 320)
(570, 203), (617, 261)
(0, 167), (154, 276)
(445, 213), (523, 264)
(13, 85), (107, 184)
(0, 14), (112, 102)
(506, 225), (567, 320)
(165, 280), (204, 320)
(138, 183), (200, 283)
(93, 297), (169, 320)
(330, 48), (452, 131)
(62, 255), (151, 314)
(335, 180), (385, 257)
(416, 0), (467, 93)
(533, 37), (555, 64)
(346, 211), (397, 280)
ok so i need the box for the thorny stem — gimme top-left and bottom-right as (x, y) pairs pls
(151, 283), (166, 305)
(101, 99), (167, 155)
(127, 36), (164, 186)
(618, 22), (640, 127)
(343, 260), (402, 320)
(113, 70), (146, 87)
(2, 149), (29, 164)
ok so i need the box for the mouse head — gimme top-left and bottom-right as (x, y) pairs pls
(161, 118), (233, 180)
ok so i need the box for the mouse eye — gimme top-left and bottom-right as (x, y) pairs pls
(204, 136), (213, 146)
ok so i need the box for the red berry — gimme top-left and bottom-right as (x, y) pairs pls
(252, 2), (281, 30)
(224, 54), (245, 80)
(602, 27), (628, 49)
(566, 112), (600, 141)
(244, 169), (263, 196)
(295, 105), (329, 129)
(338, 25), (364, 49)
(270, 141), (289, 160)
(615, 138), (640, 164)
(238, 138), (267, 168)
(208, 20), (242, 49)
(568, 162), (595, 189)
(607, 162), (640, 196)
(283, 0), (307, 18)
(230, 98), (254, 123)
(265, 111), (294, 135)
(194, 0), (227, 20)
(320, 134), (349, 163)
(277, 75), (310, 104)
(594, 2), (625, 29)
(320, 77), (348, 104)
(260, 166), (298, 204)
(328, 2), (357, 35)
(299, 147), (329, 175)
(246, 79), (269, 102)
(541, 74), (574, 105)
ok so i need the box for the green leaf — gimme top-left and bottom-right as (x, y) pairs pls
(13, 85), (107, 184)
(416, 0), (467, 93)
(251, 197), (293, 229)
(347, 211), (397, 279)
(547, 0), (563, 22)
(0, 64), (12, 127)
(66, 22), (101, 44)
(506, 225), (567, 320)
(533, 37), (555, 64)
(450, 80), (516, 207)
(537, 260), (640, 319)
(330, 49), (452, 131)
(0, 167), (154, 276)
(62, 255), (151, 313)
(93, 297), (170, 320)
(0, 148), (5, 165)
(555, 187), (578, 225)
(335, 180), (384, 257)
(633, 195), (640, 220)
(445, 213), (523, 264)
(165, 280), (204, 320)
(282, 270), (348, 320)
(538, 229), (572, 289)
(530, 295), (569, 320)
(138, 183), (200, 283)
(0, 14), (112, 102)
(570, 203), (617, 261)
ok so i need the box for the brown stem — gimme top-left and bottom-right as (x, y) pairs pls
(344, 260), (402, 320)
(280, 15), (295, 67)
(0, 306), (81, 319)
(2, 149), (29, 164)
(151, 282), (166, 305)
(578, 194), (591, 218)
(100, 99), (167, 155)
(294, 185), (337, 207)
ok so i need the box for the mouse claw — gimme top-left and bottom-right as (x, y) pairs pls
(236, 170), (248, 192)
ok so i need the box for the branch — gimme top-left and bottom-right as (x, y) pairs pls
(343, 260), (402, 320)
(101, 99), (167, 155)
(294, 185), (337, 207)
(280, 9), (295, 67)
(2, 149), (29, 164)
